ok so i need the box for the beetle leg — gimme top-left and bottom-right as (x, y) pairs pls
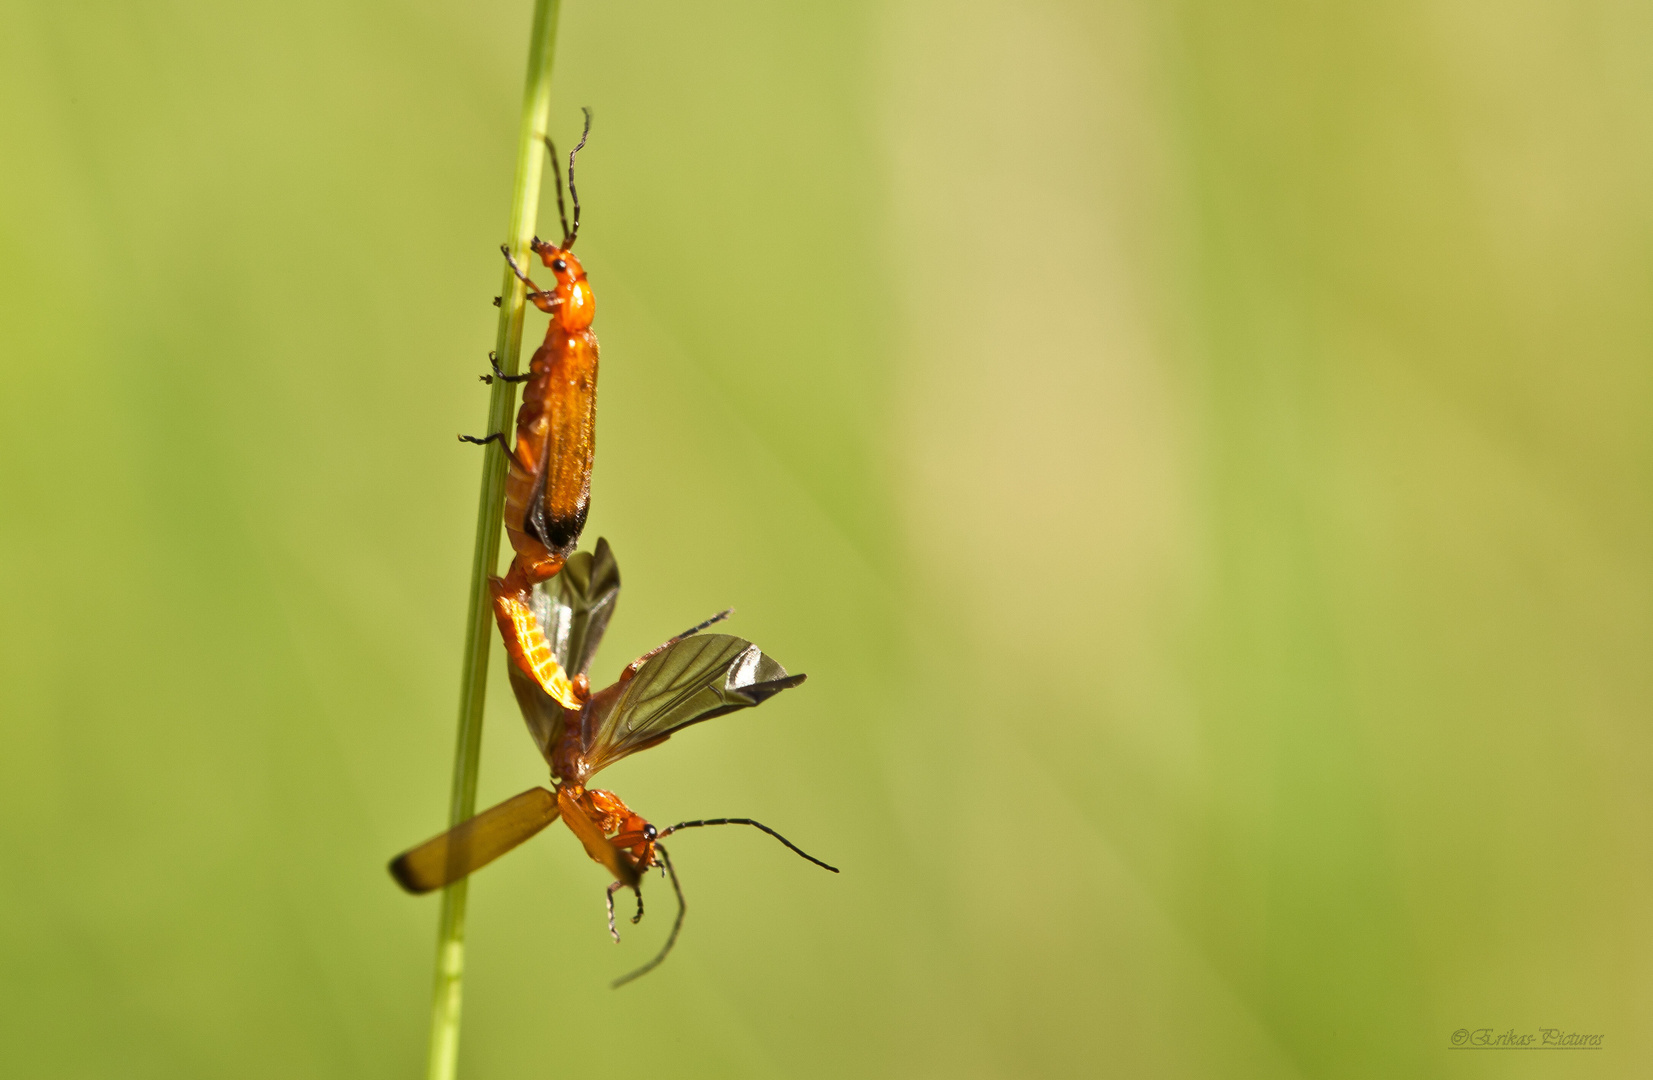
(481, 350), (531, 385)
(495, 244), (562, 310)
(611, 843), (685, 989)
(606, 881), (625, 942)
(500, 246), (564, 314)
(500, 245), (540, 289)
(457, 432), (513, 461)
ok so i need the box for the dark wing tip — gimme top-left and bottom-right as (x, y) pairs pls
(743, 673), (806, 704)
(388, 854), (437, 895)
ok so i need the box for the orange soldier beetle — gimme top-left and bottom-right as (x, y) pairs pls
(389, 540), (837, 986)
(461, 109), (599, 710)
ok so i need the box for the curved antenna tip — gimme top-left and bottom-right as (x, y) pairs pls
(657, 818), (839, 874)
(611, 843), (685, 989)
(563, 108), (594, 250)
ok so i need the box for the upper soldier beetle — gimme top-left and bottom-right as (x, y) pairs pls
(461, 109), (599, 709)
(388, 540), (838, 987)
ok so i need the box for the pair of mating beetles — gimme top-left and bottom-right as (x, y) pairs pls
(388, 113), (834, 987)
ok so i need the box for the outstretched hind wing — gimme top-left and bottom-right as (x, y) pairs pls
(527, 537), (620, 677)
(584, 634), (805, 775)
(515, 538), (622, 769)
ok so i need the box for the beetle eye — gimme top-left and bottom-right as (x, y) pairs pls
(551, 259), (568, 272)
(643, 823), (657, 841)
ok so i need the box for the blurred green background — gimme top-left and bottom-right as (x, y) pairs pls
(2, 0), (1649, 1076)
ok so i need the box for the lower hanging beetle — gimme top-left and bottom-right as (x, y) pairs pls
(388, 539), (838, 986)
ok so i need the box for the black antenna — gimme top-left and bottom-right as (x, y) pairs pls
(543, 136), (569, 243)
(674, 608), (735, 640)
(564, 107), (593, 250)
(657, 818), (839, 874)
(612, 844), (685, 989)
(622, 609), (734, 679)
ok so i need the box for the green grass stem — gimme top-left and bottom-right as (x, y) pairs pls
(426, 2), (563, 1077)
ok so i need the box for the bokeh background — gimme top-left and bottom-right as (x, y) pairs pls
(2, 0), (1650, 1076)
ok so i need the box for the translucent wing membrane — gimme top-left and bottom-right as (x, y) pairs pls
(514, 538), (622, 769)
(528, 536), (620, 677)
(584, 634), (806, 774)
(508, 664), (565, 770)
(388, 787), (560, 894)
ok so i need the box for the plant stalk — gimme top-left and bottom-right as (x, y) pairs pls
(426, 2), (563, 1078)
